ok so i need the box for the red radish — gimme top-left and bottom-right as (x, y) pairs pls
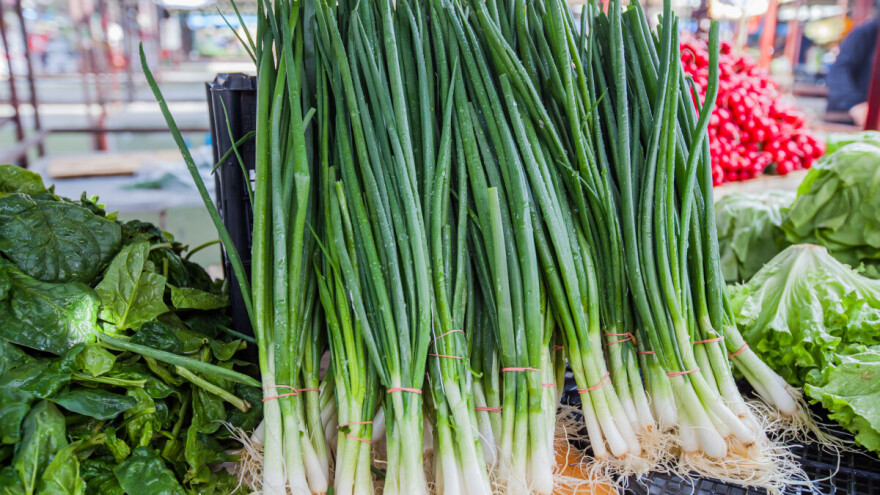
(680, 37), (824, 184)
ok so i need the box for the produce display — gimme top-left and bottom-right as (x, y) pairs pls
(139, 0), (815, 494)
(782, 142), (880, 278)
(680, 38), (824, 185)
(0, 165), (259, 493)
(730, 244), (880, 452)
(715, 190), (795, 282)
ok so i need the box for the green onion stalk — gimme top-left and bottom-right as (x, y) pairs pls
(435, 4), (560, 491)
(458, 0), (645, 462)
(593, 0), (766, 459)
(420, 3), (494, 492)
(314, 0), (434, 491)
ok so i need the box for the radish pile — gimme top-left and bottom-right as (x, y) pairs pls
(680, 38), (824, 185)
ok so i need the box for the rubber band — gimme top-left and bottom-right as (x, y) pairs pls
(553, 345), (565, 350)
(666, 368), (700, 377)
(430, 329), (464, 344)
(605, 337), (633, 347)
(694, 337), (724, 345)
(387, 387), (422, 394)
(603, 332), (637, 346)
(728, 343), (749, 358)
(637, 350), (656, 355)
(296, 388), (321, 393)
(541, 382), (557, 387)
(475, 406), (502, 413)
(578, 372), (610, 393)
(343, 433), (372, 444)
(428, 353), (465, 360)
(262, 385), (298, 402)
(501, 367), (540, 372)
(337, 421), (373, 429)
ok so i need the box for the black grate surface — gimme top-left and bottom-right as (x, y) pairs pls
(560, 371), (880, 495)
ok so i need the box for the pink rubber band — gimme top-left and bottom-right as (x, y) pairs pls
(604, 332), (637, 346)
(578, 372), (610, 393)
(728, 343), (749, 358)
(387, 387), (422, 394)
(262, 385), (298, 402)
(542, 382), (557, 387)
(501, 367), (540, 372)
(475, 406), (502, 413)
(638, 350), (656, 355)
(694, 337), (724, 345)
(431, 329), (464, 344)
(553, 345), (565, 350)
(666, 368), (700, 377)
(296, 388), (321, 393)
(343, 433), (372, 444)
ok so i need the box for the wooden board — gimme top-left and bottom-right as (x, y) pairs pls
(553, 445), (618, 495)
(47, 150), (183, 179)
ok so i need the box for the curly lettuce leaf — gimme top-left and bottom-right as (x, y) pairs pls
(805, 349), (880, 452)
(730, 244), (880, 384)
(782, 143), (880, 278)
(716, 190), (794, 282)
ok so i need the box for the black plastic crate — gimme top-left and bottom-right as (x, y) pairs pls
(561, 372), (880, 495)
(206, 73), (257, 362)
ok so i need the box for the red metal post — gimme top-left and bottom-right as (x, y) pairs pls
(14, 0), (43, 157)
(0, 0), (26, 166)
(758, 0), (779, 70)
(783, 0), (805, 69)
(864, 20), (880, 130)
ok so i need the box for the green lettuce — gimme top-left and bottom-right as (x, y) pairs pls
(782, 142), (880, 278)
(715, 190), (794, 282)
(805, 349), (880, 452)
(825, 131), (880, 154)
(730, 244), (880, 384)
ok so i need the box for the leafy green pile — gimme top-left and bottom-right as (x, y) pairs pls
(824, 131), (880, 155)
(716, 191), (794, 282)
(730, 244), (880, 452)
(0, 165), (259, 494)
(782, 142), (880, 278)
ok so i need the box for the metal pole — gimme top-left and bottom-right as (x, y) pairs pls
(0, 0), (26, 167)
(15, 0), (43, 157)
(123, 0), (135, 102)
(783, 0), (806, 72)
(758, 0), (779, 69)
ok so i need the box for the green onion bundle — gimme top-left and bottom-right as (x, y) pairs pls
(142, 0), (815, 491)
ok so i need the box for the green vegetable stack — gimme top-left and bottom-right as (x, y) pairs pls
(0, 165), (259, 494)
(731, 244), (880, 453)
(782, 142), (880, 278)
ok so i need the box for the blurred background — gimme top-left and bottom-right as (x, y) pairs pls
(0, 0), (876, 268)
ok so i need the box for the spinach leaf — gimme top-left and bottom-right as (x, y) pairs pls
(109, 363), (176, 400)
(131, 321), (184, 354)
(50, 389), (137, 420)
(112, 447), (187, 495)
(123, 388), (159, 448)
(95, 242), (169, 330)
(0, 261), (99, 354)
(183, 424), (228, 485)
(0, 193), (121, 283)
(36, 441), (85, 495)
(170, 286), (228, 310)
(0, 165), (46, 195)
(80, 460), (124, 495)
(224, 384), (262, 433)
(12, 401), (67, 495)
(0, 389), (31, 444)
(0, 344), (80, 398)
(74, 344), (116, 377)
(0, 340), (31, 376)
(103, 428), (130, 463)
(0, 466), (25, 495)
(191, 387), (226, 435)
(208, 339), (243, 361)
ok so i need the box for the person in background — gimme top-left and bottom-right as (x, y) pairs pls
(826, 15), (879, 127)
